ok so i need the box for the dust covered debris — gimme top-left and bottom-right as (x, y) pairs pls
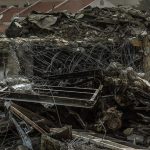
(0, 6), (149, 150)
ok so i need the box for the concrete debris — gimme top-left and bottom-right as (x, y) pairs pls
(0, 6), (150, 150)
(11, 83), (33, 94)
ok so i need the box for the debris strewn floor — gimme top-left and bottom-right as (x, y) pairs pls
(0, 6), (149, 150)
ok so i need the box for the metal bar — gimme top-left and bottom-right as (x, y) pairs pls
(3, 96), (94, 108)
(34, 89), (93, 99)
(0, 86), (101, 108)
(72, 131), (146, 150)
(1, 85), (101, 108)
(34, 88), (94, 94)
(33, 85), (96, 92)
(90, 85), (103, 101)
(10, 115), (33, 150)
(44, 69), (101, 80)
(10, 105), (47, 134)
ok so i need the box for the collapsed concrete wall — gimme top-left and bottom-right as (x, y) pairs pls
(0, 38), (57, 80)
(0, 38), (27, 79)
(0, 36), (150, 81)
(2, 7), (150, 82)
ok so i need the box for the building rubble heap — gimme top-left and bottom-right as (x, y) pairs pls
(0, 6), (149, 150)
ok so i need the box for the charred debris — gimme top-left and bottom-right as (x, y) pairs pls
(0, 6), (150, 150)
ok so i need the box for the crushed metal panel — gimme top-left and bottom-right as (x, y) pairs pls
(1, 85), (102, 108)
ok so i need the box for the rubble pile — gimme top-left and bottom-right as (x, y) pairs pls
(0, 6), (149, 150)
(6, 6), (150, 40)
(6, 6), (150, 74)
